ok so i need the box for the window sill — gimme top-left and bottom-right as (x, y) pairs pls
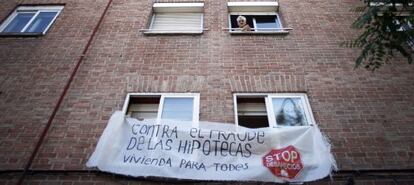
(0, 32), (44, 37)
(273, 125), (314, 128)
(229, 31), (289, 35)
(141, 30), (204, 35)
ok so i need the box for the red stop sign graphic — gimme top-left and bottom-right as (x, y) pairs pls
(262, 145), (303, 179)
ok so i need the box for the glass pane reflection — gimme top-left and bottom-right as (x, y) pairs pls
(272, 98), (307, 126)
(3, 13), (35, 32)
(26, 12), (57, 33)
(161, 98), (194, 121)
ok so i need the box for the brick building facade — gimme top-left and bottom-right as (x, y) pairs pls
(0, 0), (413, 184)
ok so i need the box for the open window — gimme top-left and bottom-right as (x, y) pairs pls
(236, 96), (270, 128)
(394, 19), (414, 49)
(369, 1), (414, 49)
(234, 93), (315, 128)
(0, 5), (64, 35)
(142, 3), (204, 34)
(122, 93), (200, 124)
(227, 2), (290, 34)
(126, 95), (160, 120)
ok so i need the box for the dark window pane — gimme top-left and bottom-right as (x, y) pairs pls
(237, 97), (269, 128)
(3, 13), (35, 32)
(238, 116), (269, 128)
(26, 12), (58, 33)
(127, 96), (161, 120)
(255, 15), (280, 31)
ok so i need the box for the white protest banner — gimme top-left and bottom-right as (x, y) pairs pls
(87, 111), (337, 183)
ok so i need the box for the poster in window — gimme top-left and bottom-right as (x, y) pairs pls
(273, 98), (307, 126)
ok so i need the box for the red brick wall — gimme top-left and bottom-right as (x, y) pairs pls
(0, 0), (109, 170)
(0, 0), (413, 184)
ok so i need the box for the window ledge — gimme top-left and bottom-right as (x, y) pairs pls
(140, 29), (204, 35)
(273, 125), (314, 129)
(142, 31), (203, 35)
(0, 32), (44, 37)
(229, 31), (289, 35)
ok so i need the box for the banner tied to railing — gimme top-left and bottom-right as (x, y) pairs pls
(87, 111), (337, 183)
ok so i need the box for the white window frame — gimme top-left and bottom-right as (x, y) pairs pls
(252, 14), (282, 32)
(228, 12), (286, 33)
(227, 1), (291, 34)
(122, 93), (200, 126)
(142, 3), (204, 34)
(233, 94), (273, 128)
(227, 2), (279, 12)
(233, 93), (315, 128)
(0, 6), (64, 35)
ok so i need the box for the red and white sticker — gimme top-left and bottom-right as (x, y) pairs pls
(262, 145), (304, 179)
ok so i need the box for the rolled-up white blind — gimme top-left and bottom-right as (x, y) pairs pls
(150, 13), (202, 33)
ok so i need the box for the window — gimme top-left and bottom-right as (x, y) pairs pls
(0, 6), (64, 35)
(227, 2), (290, 34)
(236, 96), (270, 128)
(122, 93), (200, 124)
(142, 3), (204, 34)
(369, 1), (414, 49)
(234, 93), (315, 128)
(395, 19), (414, 49)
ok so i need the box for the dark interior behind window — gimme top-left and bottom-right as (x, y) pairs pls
(255, 16), (280, 31)
(237, 97), (269, 128)
(127, 96), (161, 120)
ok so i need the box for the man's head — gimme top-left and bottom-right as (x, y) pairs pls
(237, 15), (247, 27)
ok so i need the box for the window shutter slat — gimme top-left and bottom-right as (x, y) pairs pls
(150, 13), (202, 32)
